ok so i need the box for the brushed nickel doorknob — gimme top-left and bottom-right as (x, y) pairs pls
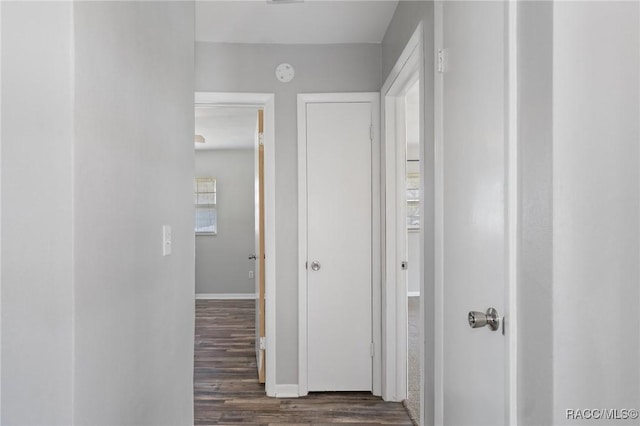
(468, 307), (500, 331)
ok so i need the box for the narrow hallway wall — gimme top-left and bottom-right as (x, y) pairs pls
(518, 2), (554, 424)
(2, 2), (196, 424)
(552, 2), (640, 423)
(1, 3), (74, 423)
(73, 3), (196, 424)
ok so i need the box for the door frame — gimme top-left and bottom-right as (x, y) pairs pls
(506, 2), (519, 423)
(297, 92), (381, 397)
(433, 2), (519, 424)
(380, 22), (423, 408)
(194, 92), (277, 397)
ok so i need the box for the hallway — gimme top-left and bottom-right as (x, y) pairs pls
(194, 300), (413, 425)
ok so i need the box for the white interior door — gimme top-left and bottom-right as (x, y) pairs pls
(303, 99), (373, 392)
(439, 1), (508, 424)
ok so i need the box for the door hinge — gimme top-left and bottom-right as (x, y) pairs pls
(370, 124), (374, 141)
(259, 336), (266, 350)
(437, 48), (449, 74)
(370, 342), (375, 358)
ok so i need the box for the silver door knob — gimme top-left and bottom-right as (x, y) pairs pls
(468, 307), (500, 331)
(310, 261), (321, 271)
(249, 254), (257, 260)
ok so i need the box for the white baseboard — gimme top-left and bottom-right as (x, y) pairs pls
(273, 384), (299, 398)
(196, 293), (257, 300)
(407, 291), (420, 297)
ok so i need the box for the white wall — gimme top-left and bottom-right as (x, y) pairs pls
(1, 3), (74, 424)
(553, 2), (640, 424)
(2, 2), (195, 424)
(195, 149), (255, 295)
(196, 41), (381, 384)
(73, 3), (195, 424)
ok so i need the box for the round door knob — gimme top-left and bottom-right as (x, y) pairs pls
(249, 254), (257, 260)
(468, 307), (500, 331)
(310, 261), (321, 271)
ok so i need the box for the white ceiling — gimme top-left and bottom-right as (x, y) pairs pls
(195, 1), (399, 44)
(195, 106), (259, 150)
(194, 1), (399, 150)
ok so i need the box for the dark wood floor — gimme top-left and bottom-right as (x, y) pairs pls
(194, 299), (414, 425)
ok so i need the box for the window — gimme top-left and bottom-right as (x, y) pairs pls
(195, 177), (217, 235)
(406, 171), (420, 230)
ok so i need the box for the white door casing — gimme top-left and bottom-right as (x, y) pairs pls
(381, 22), (423, 405)
(434, 1), (518, 425)
(298, 93), (381, 395)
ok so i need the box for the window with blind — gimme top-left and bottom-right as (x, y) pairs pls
(407, 172), (420, 230)
(195, 177), (217, 235)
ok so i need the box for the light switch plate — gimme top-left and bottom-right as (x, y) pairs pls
(162, 225), (172, 256)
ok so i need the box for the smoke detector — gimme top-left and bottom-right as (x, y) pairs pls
(275, 63), (295, 83)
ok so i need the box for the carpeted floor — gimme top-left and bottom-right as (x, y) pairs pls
(405, 296), (420, 424)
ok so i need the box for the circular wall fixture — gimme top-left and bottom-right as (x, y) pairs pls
(275, 63), (295, 83)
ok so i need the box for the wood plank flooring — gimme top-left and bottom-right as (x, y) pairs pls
(194, 300), (414, 425)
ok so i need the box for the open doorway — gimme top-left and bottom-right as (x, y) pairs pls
(193, 92), (276, 396)
(194, 105), (260, 298)
(404, 79), (421, 422)
(385, 76), (421, 422)
(382, 23), (423, 425)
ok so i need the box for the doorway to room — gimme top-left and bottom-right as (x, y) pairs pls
(382, 22), (424, 425)
(194, 105), (260, 299)
(193, 92), (277, 396)
(403, 79), (421, 422)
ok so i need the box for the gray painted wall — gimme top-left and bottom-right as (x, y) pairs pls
(1, 3), (74, 424)
(73, 3), (195, 424)
(553, 2), (639, 424)
(2, 2), (195, 424)
(196, 42), (381, 384)
(381, 2), (430, 83)
(195, 149), (255, 295)
(517, 2), (553, 425)
(381, 0), (435, 421)
(518, 2), (640, 424)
